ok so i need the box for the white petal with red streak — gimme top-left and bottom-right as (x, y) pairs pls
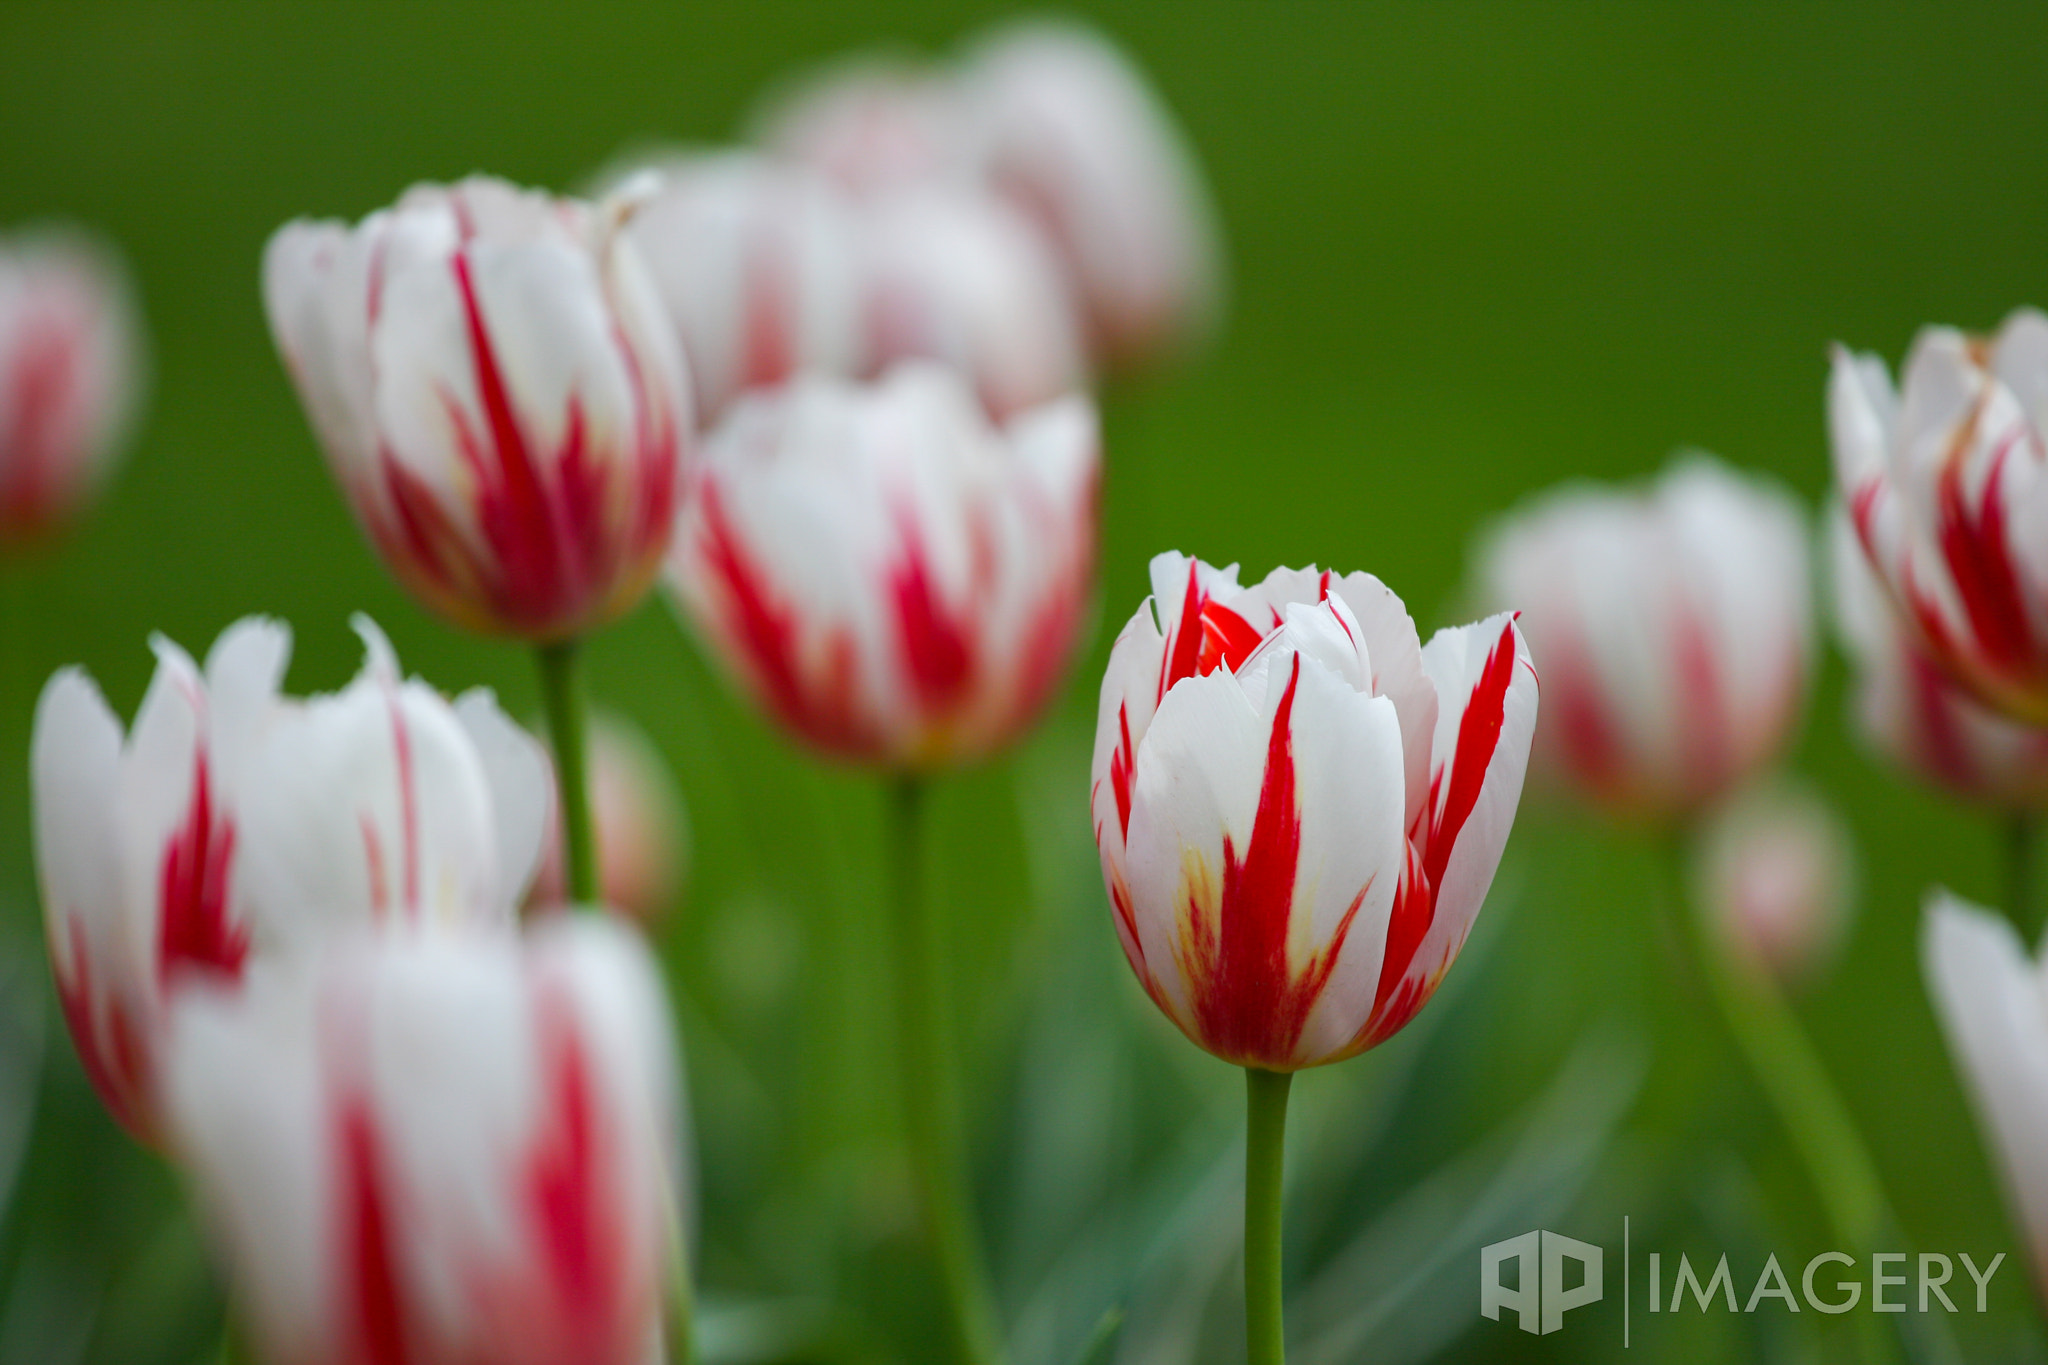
(263, 220), (379, 482)
(1328, 571), (1438, 835)
(1089, 596), (1165, 866)
(1407, 614), (1537, 996)
(31, 668), (125, 984)
(453, 689), (551, 909)
(1923, 892), (2048, 1283)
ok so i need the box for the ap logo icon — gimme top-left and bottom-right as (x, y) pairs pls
(1481, 1230), (1604, 1334)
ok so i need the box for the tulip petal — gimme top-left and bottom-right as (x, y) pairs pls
(1924, 892), (2048, 1289)
(453, 689), (551, 910)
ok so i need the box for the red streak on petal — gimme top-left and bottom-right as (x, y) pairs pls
(384, 687), (420, 914)
(157, 754), (247, 984)
(1938, 423), (2037, 678)
(696, 481), (878, 756)
(0, 310), (82, 535)
(1159, 560), (1207, 700)
(54, 920), (153, 1142)
(1178, 657), (1364, 1066)
(1109, 702), (1136, 841)
(1421, 619), (1518, 895)
(1197, 600), (1263, 677)
(339, 1095), (412, 1365)
(1670, 602), (1728, 803)
(739, 232), (796, 392)
(521, 991), (629, 1348)
(1359, 839), (1433, 1048)
(888, 528), (976, 713)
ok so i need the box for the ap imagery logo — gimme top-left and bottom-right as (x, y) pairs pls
(1481, 1230), (1603, 1335)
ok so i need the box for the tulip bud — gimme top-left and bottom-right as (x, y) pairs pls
(619, 153), (867, 422)
(1831, 311), (2048, 726)
(0, 227), (144, 545)
(1829, 503), (2048, 807)
(858, 187), (1087, 419)
(1924, 891), (2048, 1306)
(530, 712), (687, 922)
(1693, 782), (1855, 988)
(163, 915), (681, 1365)
(667, 362), (1097, 770)
(957, 21), (1223, 367)
(1475, 453), (1812, 821)
(1090, 552), (1538, 1069)
(264, 177), (692, 641)
(31, 616), (546, 1141)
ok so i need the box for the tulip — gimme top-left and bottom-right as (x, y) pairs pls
(750, 59), (968, 194)
(1474, 454), (1812, 821)
(1090, 551), (1536, 1365)
(666, 361), (1097, 770)
(957, 21), (1222, 367)
(0, 226), (144, 545)
(1832, 311), (2048, 728)
(31, 615), (546, 1141)
(1693, 781), (1855, 988)
(858, 187), (1086, 420)
(1091, 552), (1538, 1069)
(619, 153), (867, 423)
(263, 176), (691, 643)
(1923, 890), (2048, 1305)
(531, 712), (687, 922)
(1830, 504), (2048, 808)
(163, 914), (681, 1365)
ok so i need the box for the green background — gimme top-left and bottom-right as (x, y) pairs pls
(1, 3), (2045, 1361)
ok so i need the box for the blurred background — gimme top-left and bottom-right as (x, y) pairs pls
(3, 3), (2047, 1361)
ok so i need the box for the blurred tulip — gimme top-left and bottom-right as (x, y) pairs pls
(1475, 454), (1812, 820)
(1693, 781), (1855, 988)
(1924, 891), (2048, 1303)
(958, 21), (1222, 366)
(0, 227), (144, 545)
(1831, 311), (2048, 725)
(164, 914), (680, 1365)
(264, 176), (691, 641)
(620, 153), (866, 422)
(1089, 552), (1538, 1069)
(532, 712), (687, 922)
(667, 362), (1097, 769)
(32, 615), (546, 1141)
(754, 20), (1222, 370)
(858, 187), (1086, 419)
(752, 59), (969, 194)
(1830, 504), (2048, 807)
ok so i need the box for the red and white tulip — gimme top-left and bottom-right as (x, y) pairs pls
(1832, 310), (2048, 725)
(1693, 782), (1855, 988)
(1475, 454), (1811, 820)
(667, 362), (1097, 769)
(751, 59), (968, 195)
(1924, 891), (2048, 1305)
(1089, 553), (1538, 1070)
(263, 176), (691, 641)
(31, 616), (546, 1141)
(0, 227), (144, 544)
(619, 154), (867, 423)
(1830, 504), (2048, 808)
(163, 914), (680, 1365)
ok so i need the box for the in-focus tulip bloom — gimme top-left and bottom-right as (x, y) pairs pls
(1924, 891), (2048, 1303)
(1475, 454), (1811, 820)
(0, 227), (144, 544)
(264, 176), (692, 641)
(1693, 782), (1855, 988)
(32, 616), (546, 1141)
(754, 20), (1221, 370)
(1832, 311), (2048, 725)
(1089, 553), (1538, 1069)
(531, 712), (687, 922)
(164, 915), (680, 1365)
(1830, 505), (2048, 808)
(667, 362), (1097, 769)
(620, 154), (866, 423)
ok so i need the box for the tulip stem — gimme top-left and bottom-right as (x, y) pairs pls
(1673, 849), (1899, 1365)
(2007, 810), (2039, 939)
(885, 777), (1002, 1365)
(665, 1173), (698, 1365)
(1243, 1067), (1291, 1365)
(536, 639), (598, 905)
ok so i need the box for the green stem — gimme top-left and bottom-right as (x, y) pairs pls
(535, 639), (597, 905)
(1673, 848), (1898, 1364)
(2007, 810), (2039, 939)
(665, 1172), (698, 1365)
(886, 777), (1002, 1365)
(1243, 1067), (1291, 1365)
